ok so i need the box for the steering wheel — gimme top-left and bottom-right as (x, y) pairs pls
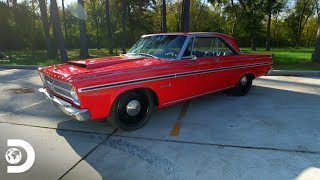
(165, 50), (178, 57)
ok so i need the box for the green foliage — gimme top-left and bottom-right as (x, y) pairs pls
(241, 47), (320, 70)
(0, 0), (319, 69)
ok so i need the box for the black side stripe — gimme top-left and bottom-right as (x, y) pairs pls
(78, 62), (272, 92)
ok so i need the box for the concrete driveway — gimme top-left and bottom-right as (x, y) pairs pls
(0, 69), (320, 180)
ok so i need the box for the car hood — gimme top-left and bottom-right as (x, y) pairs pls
(39, 56), (170, 82)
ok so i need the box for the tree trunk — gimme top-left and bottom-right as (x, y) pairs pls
(96, 21), (100, 49)
(273, 16), (277, 47)
(62, 0), (68, 41)
(105, 0), (113, 54)
(50, 0), (68, 62)
(296, 0), (310, 47)
(181, 0), (190, 32)
(231, 20), (237, 36)
(78, 0), (89, 58)
(265, 0), (272, 51)
(251, 19), (256, 51)
(162, 0), (167, 32)
(39, 0), (57, 58)
(6, 0), (9, 6)
(90, 0), (100, 50)
(312, 22), (320, 62)
(121, 0), (126, 54)
(12, 0), (17, 6)
(31, 0), (35, 57)
(231, 0), (238, 36)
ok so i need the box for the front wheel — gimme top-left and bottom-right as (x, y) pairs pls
(228, 75), (253, 96)
(108, 91), (153, 131)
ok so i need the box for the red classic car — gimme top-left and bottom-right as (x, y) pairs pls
(38, 32), (273, 131)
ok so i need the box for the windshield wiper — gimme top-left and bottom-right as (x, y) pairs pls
(126, 52), (159, 59)
(137, 53), (159, 59)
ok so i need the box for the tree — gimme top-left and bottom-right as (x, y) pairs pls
(313, 0), (320, 62)
(180, 0), (190, 32)
(295, 0), (315, 47)
(88, 0), (104, 50)
(50, 0), (68, 62)
(238, 0), (265, 50)
(62, 0), (68, 40)
(38, 0), (56, 58)
(266, 0), (272, 51)
(105, 0), (113, 54)
(78, 0), (89, 58)
(162, 0), (167, 32)
(121, 0), (127, 54)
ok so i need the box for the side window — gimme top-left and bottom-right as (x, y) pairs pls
(215, 38), (234, 56)
(193, 37), (215, 57)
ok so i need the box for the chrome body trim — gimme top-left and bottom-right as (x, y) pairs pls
(78, 62), (272, 92)
(39, 88), (90, 121)
(267, 68), (273, 75)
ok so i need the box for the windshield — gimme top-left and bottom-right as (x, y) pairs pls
(126, 35), (187, 59)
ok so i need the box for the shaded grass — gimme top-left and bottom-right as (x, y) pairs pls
(1, 47), (320, 70)
(0, 48), (122, 66)
(241, 47), (320, 70)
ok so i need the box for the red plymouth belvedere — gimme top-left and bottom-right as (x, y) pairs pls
(38, 32), (273, 131)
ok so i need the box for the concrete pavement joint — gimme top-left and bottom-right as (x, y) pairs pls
(3, 119), (319, 155)
(0, 100), (46, 117)
(1, 119), (319, 156)
(114, 134), (320, 155)
(0, 121), (113, 136)
(0, 75), (38, 83)
(58, 128), (118, 180)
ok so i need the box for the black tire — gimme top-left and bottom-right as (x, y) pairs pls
(108, 91), (153, 131)
(228, 75), (253, 96)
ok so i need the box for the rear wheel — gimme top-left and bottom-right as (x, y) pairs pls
(228, 75), (253, 96)
(108, 91), (153, 131)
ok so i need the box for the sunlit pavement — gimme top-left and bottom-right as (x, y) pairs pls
(0, 69), (320, 180)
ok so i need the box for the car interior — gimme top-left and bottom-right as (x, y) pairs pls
(183, 37), (235, 58)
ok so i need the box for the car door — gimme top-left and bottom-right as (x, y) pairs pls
(169, 36), (227, 103)
(213, 37), (243, 87)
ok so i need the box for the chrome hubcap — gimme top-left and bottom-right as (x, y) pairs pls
(126, 100), (141, 116)
(240, 76), (248, 86)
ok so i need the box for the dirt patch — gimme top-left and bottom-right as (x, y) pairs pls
(6, 88), (35, 94)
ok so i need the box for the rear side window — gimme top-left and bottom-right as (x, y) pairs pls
(215, 38), (234, 56)
(191, 37), (235, 58)
(193, 37), (215, 57)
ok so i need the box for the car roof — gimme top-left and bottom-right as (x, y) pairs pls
(142, 32), (233, 38)
(142, 32), (241, 53)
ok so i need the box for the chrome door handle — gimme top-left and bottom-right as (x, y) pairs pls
(214, 58), (220, 62)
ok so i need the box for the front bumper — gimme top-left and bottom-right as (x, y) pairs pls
(39, 88), (91, 121)
(266, 68), (273, 75)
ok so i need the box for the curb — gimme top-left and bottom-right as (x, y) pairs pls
(0, 65), (40, 70)
(269, 70), (320, 77)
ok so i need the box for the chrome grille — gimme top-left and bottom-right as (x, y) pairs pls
(42, 74), (73, 100)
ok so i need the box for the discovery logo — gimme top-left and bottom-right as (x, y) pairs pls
(5, 139), (35, 173)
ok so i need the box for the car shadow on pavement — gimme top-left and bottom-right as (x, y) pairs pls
(55, 84), (320, 179)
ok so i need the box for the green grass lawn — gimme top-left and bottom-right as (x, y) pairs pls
(0, 48), (122, 66)
(1, 47), (320, 70)
(241, 47), (320, 70)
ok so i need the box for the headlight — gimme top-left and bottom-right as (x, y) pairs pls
(70, 87), (79, 103)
